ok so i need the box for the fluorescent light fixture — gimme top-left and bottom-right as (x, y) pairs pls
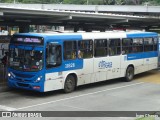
(152, 26), (159, 28)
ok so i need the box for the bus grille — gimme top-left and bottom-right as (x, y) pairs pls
(16, 78), (30, 82)
(14, 73), (34, 78)
(17, 83), (29, 88)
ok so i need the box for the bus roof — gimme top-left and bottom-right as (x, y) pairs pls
(13, 31), (158, 40)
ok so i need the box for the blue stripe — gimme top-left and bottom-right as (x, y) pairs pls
(46, 59), (83, 73)
(127, 32), (158, 38)
(46, 35), (82, 41)
(127, 51), (158, 60)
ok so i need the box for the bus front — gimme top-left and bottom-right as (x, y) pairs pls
(8, 34), (45, 92)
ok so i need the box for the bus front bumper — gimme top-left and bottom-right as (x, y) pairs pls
(8, 79), (44, 92)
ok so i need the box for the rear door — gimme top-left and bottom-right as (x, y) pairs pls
(107, 39), (121, 80)
(77, 40), (94, 85)
(94, 39), (108, 82)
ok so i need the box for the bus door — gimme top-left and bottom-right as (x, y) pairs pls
(145, 37), (159, 70)
(143, 38), (155, 71)
(132, 38), (144, 73)
(94, 57), (107, 82)
(93, 39), (108, 82)
(77, 40), (94, 85)
(122, 38), (144, 75)
(45, 42), (63, 91)
(107, 39), (121, 80)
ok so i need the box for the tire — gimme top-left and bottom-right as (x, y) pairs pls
(125, 66), (134, 82)
(64, 75), (76, 93)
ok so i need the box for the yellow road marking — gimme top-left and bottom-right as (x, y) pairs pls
(135, 70), (160, 84)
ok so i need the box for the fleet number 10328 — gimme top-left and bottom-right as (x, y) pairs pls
(65, 63), (75, 68)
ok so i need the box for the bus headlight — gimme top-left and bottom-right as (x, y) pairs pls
(35, 76), (42, 83)
(8, 73), (11, 77)
(8, 72), (15, 78)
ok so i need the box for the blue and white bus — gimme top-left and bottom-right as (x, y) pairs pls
(158, 35), (160, 67)
(8, 31), (159, 92)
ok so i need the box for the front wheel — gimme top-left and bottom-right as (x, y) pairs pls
(64, 75), (76, 93)
(125, 66), (134, 82)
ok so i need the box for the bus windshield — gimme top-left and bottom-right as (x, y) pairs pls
(9, 47), (43, 72)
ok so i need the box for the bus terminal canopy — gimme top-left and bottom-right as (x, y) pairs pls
(0, 4), (160, 30)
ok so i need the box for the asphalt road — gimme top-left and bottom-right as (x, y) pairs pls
(0, 69), (160, 120)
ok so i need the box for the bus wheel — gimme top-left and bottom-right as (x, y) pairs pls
(125, 66), (134, 82)
(64, 75), (76, 93)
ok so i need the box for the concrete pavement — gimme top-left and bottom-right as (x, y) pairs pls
(0, 69), (159, 119)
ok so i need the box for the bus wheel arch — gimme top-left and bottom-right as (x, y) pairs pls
(125, 65), (134, 82)
(63, 73), (77, 93)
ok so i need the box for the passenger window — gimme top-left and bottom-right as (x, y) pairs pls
(78, 40), (93, 59)
(46, 43), (62, 69)
(109, 39), (121, 56)
(153, 37), (158, 51)
(144, 38), (153, 51)
(94, 39), (107, 57)
(132, 38), (143, 53)
(64, 41), (77, 60)
(122, 38), (132, 54)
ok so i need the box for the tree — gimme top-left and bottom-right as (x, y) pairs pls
(126, 0), (143, 5)
(63, 0), (86, 4)
(100, 0), (116, 5)
(115, 0), (126, 5)
(150, 0), (160, 5)
(0, 0), (13, 3)
(1, 0), (160, 5)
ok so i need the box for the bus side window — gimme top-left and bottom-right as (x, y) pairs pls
(108, 47), (114, 56)
(55, 46), (62, 65)
(64, 41), (77, 60)
(109, 39), (121, 56)
(153, 37), (158, 51)
(94, 39), (107, 57)
(122, 38), (132, 54)
(71, 51), (76, 59)
(78, 40), (93, 59)
(78, 50), (83, 58)
(46, 43), (62, 69)
(132, 38), (143, 53)
(144, 38), (154, 52)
